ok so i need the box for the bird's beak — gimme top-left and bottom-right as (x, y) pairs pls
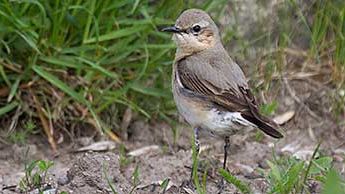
(161, 26), (181, 33)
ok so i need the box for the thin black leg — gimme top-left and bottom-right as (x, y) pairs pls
(194, 127), (200, 154)
(218, 136), (230, 194)
(223, 136), (230, 170)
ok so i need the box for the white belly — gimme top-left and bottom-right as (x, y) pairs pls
(174, 91), (256, 136)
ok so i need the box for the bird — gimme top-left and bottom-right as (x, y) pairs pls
(162, 9), (283, 192)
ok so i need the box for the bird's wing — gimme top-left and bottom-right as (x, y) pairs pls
(176, 57), (283, 138)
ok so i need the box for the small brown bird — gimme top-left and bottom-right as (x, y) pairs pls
(163, 9), (283, 191)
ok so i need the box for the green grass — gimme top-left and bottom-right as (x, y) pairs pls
(237, 0), (345, 97)
(191, 132), (206, 194)
(0, 0), (176, 133)
(9, 119), (38, 144)
(19, 158), (54, 192)
(190, 143), (345, 194)
(0, 0), (228, 145)
(16, 143), (344, 193)
(1, 0), (345, 193)
(264, 144), (345, 194)
(1, 0), (343, 142)
(219, 169), (251, 194)
(103, 162), (119, 194)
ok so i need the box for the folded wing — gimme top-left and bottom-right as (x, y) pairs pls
(176, 58), (283, 138)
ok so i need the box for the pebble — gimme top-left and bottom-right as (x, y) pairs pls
(57, 174), (70, 186)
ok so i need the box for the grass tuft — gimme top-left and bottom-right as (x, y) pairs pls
(219, 169), (251, 194)
(0, 0), (229, 148)
(265, 143), (345, 194)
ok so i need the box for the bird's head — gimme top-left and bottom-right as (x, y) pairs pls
(162, 9), (221, 55)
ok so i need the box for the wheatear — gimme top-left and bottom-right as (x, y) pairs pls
(162, 8), (283, 191)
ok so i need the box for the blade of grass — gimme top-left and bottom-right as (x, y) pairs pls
(321, 168), (345, 194)
(219, 168), (251, 194)
(130, 0), (140, 14)
(300, 142), (321, 194)
(84, 26), (147, 44)
(15, 30), (41, 54)
(160, 178), (170, 193)
(82, 0), (97, 43)
(129, 82), (170, 98)
(284, 161), (304, 194)
(202, 165), (208, 192)
(191, 132), (205, 194)
(39, 56), (82, 69)
(32, 65), (103, 132)
(7, 75), (20, 102)
(267, 160), (282, 185)
(32, 65), (87, 104)
(32, 93), (57, 153)
(103, 162), (119, 194)
(135, 44), (149, 81)
(77, 57), (119, 80)
(114, 97), (150, 118)
(0, 101), (19, 117)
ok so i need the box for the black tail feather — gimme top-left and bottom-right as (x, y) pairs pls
(242, 114), (283, 138)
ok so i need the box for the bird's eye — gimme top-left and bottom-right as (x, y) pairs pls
(192, 25), (201, 33)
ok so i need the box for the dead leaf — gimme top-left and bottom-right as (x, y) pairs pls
(32, 93), (57, 153)
(75, 141), (117, 152)
(105, 129), (122, 143)
(273, 110), (295, 125)
(120, 107), (132, 140)
(128, 145), (160, 157)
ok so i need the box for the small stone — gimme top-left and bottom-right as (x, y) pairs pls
(42, 188), (57, 194)
(57, 174), (70, 186)
(333, 154), (344, 162)
(76, 137), (94, 147)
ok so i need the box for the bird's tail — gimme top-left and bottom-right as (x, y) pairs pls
(239, 86), (284, 139)
(242, 112), (283, 138)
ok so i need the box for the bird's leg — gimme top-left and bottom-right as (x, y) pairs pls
(190, 127), (200, 181)
(194, 127), (201, 154)
(218, 136), (230, 194)
(223, 136), (230, 170)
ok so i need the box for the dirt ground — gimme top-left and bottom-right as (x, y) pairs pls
(1, 77), (344, 194)
(1, 1), (345, 193)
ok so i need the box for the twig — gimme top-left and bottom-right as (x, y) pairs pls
(6, 105), (22, 134)
(0, 81), (36, 97)
(31, 91), (57, 153)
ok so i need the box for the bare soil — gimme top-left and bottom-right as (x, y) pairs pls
(0, 1), (345, 191)
(1, 78), (344, 194)
(1, 2), (345, 192)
